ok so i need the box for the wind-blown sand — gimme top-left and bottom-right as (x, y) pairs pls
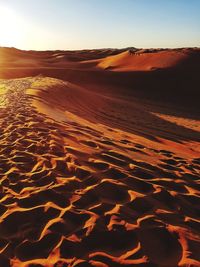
(0, 47), (200, 267)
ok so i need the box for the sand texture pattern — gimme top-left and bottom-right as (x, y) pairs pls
(0, 48), (200, 266)
(0, 76), (199, 267)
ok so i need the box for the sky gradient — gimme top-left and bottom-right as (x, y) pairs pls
(0, 0), (200, 50)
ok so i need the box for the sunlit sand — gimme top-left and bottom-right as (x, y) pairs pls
(0, 47), (199, 266)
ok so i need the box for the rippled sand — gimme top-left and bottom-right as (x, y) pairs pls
(0, 76), (199, 267)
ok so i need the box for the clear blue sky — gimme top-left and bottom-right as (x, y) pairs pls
(0, 0), (200, 50)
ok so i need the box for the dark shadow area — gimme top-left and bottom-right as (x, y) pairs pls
(31, 82), (200, 144)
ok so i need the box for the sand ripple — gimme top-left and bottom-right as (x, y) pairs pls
(0, 77), (199, 267)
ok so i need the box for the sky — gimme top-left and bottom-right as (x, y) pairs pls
(0, 0), (199, 50)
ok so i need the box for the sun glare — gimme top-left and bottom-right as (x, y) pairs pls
(0, 6), (26, 47)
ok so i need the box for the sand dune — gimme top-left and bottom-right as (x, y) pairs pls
(0, 47), (200, 266)
(1, 47), (199, 109)
(95, 49), (190, 71)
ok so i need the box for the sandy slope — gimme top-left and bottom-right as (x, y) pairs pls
(0, 48), (200, 266)
(82, 49), (189, 71)
(1, 47), (199, 109)
(0, 77), (199, 267)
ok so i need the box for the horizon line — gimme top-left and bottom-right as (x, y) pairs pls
(1, 45), (200, 52)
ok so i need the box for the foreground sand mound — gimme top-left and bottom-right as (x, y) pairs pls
(0, 76), (199, 266)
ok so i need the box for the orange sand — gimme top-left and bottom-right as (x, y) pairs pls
(0, 47), (199, 267)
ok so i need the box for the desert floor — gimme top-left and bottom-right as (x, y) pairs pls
(0, 48), (200, 267)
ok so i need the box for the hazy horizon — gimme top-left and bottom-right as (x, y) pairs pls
(1, 45), (200, 52)
(0, 0), (200, 50)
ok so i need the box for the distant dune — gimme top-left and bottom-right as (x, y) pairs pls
(0, 47), (200, 266)
(95, 49), (190, 71)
